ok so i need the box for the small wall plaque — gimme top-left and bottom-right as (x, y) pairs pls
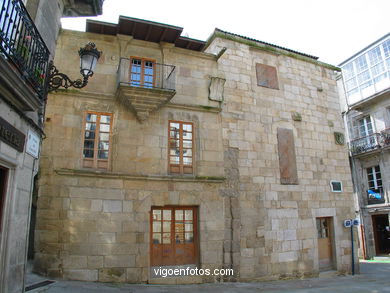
(334, 132), (345, 145)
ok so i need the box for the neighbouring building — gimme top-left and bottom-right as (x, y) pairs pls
(338, 33), (390, 259)
(34, 16), (357, 283)
(0, 1), (103, 292)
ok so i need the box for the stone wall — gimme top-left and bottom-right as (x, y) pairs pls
(0, 100), (38, 293)
(205, 36), (356, 279)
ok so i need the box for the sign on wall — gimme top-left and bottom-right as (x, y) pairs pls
(26, 129), (40, 158)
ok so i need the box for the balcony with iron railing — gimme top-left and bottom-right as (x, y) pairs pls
(349, 129), (390, 156)
(0, 0), (50, 104)
(116, 57), (176, 121)
(367, 188), (386, 205)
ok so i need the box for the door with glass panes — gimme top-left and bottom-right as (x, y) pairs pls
(150, 206), (198, 266)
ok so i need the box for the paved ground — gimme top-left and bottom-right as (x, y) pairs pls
(26, 261), (390, 293)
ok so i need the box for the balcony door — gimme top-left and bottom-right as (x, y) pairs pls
(358, 116), (376, 147)
(150, 206), (198, 267)
(130, 57), (155, 88)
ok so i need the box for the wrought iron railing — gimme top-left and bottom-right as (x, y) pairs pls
(117, 58), (176, 91)
(367, 189), (385, 205)
(0, 0), (50, 99)
(349, 129), (390, 156)
(349, 133), (380, 155)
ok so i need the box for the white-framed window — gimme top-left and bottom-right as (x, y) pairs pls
(330, 180), (343, 192)
(341, 35), (390, 105)
(367, 165), (383, 191)
(358, 116), (374, 138)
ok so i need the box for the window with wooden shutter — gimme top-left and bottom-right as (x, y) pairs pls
(82, 112), (113, 170)
(169, 121), (193, 174)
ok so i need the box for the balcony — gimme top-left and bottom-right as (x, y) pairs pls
(116, 58), (176, 121)
(349, 133), (381, 156)
(367, 189), (386, 205)
(0, 0), (50, 105)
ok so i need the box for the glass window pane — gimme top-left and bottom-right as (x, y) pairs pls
(368, 46), (383, 65)
(383, 39), (390, 58)
(170, 130), (179, 139)
(170, 156), (180, 164)
(183, 131), (192, 140)
(169, 139), (179, 148)
(183, 140), (192, 148)
(85, 122), (96, 131)
(99, 133), (109, 141)
(185, 232), (193, 243)
(355, 55), (368, 73)
(85, 131), (95, 139)
(183, 149), (192, 157)
(84, 140), (94, 149)
(185, 223), (193, 232)
(98, 150), (109, 159)
(170, 148), (180, 156)
(357, 70), (371, 84)
(86, 114), (97, 122)
(345, 78), (357, 91)
(153, 222), (161, 232)
(83, 149), (94, 158)
(100, 115), (111, 124)
(99, 141), (109, 150)
(175, 210), (184, 221)
(185, 210), (193, 221)
(100, 124), (110, 132)
(153, 210), (161, 221)
(183, 157), (192, 165)
(170, 123), (180, 131)
(162, 233), (171, 244)
(163, 210), (171, 220)
(342, 63), (355, 80)
(175, 233), (184, 244)
(152, 233), (161, 244)
(183, 124), (192, 132)
(163, 221), (171, 232)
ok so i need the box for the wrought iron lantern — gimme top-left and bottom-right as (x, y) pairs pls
(47, 42), (102, 92)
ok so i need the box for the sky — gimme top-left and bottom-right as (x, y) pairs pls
(61, 0), (389, 65)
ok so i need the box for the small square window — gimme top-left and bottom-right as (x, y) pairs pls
(330, 180), (343, 192)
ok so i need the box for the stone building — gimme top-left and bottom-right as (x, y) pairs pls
(338, 33), (390, 259)
(0, 1), (103, 292)
(34, 16), (356, 283)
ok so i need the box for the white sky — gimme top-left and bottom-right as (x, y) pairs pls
(61, 0), (389, 65)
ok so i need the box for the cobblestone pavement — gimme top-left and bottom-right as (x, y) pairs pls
(26, 261), (390, 293)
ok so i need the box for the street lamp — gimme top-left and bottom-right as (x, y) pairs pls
(47, 42), (101, 92)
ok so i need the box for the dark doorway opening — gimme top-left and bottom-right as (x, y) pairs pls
(0, 166), (9, 232)
(372, 214), (390, 255)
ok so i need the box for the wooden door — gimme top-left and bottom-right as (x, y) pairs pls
(317, 217), (334, 270)
(150, 206), (198, 266)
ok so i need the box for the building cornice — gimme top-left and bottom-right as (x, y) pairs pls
(55, 168), (225, 183)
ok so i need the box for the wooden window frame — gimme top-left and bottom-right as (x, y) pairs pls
(82, 111), (113, 170)
(150, 206), (199, 266)
(168, 120), (194, 175)
(130, 56), (156, 88)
